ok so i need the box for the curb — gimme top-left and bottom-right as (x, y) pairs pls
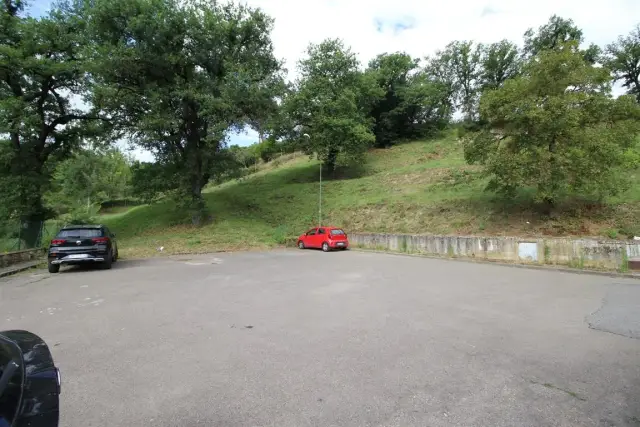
(351, 248), (640, 280)
(0, 260), (45, 279)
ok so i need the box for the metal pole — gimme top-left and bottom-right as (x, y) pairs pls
(319, 161), (322, 227)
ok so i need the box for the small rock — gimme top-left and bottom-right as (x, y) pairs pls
(245, 325), (253, 329)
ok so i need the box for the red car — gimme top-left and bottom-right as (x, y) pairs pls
(297, 227), (349, 252)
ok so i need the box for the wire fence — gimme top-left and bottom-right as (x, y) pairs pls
(0, 220), (61, 253)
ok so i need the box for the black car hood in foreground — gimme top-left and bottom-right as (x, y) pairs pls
(1, 331), (60, 427)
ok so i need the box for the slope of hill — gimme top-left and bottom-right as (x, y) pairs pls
(103, 133), (640, 258)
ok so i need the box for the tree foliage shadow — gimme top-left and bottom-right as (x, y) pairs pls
(272, 162), (370, 185)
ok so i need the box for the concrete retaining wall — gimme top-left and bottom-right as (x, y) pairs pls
(0, 248), (44, 269)
(349, 233), (640, 271)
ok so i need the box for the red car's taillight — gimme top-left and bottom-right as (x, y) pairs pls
(92, 237), (109, 244)
(50, 239), (65, 246)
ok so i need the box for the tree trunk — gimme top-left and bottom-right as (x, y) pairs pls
(185, 136), (209, 226)
(541, 196), (554, 216)
(20, 218), (44, 249)
(19, 193), (47, 249)
(325, 149), (338, 175)
(188, 146), (206, 226)
(14, 155), (49, 248)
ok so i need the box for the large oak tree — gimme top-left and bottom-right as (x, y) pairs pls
(84, 0), (282, 224)
(0, 0), (108, 245)
(465, 41), (640, 209)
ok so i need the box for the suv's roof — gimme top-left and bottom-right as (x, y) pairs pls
(61, 224), (104, 230)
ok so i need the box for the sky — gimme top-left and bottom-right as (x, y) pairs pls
(27, 0), (640, 161)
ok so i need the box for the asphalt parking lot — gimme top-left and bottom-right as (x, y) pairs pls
(1, 250), (639, 427)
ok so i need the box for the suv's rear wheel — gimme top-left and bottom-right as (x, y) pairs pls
(48, 262), (60, 274)
(102, 251), (113, 270)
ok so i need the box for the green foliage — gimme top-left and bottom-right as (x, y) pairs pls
(466, 42), (640, 207)
(59, 203), (102, 226)
(272, 225), (290, 245)
(0, 1), (110, 242)
(620, 249), (629, 273)
(229, 145), (259, 169)
(129, 161), (177, 203)
(364, 52), (451, 147)
(255, 138), (279, 162)
(479, 40), (521, 91)
(523, 15), (600, 63)
(85, 0), (282, 225)
(604, 25), (640, 103)
(47, 147), (132, 213)
(618, 223), (640, 239)
(287, 39), (375, 173)
(543, 244), (551, 263)
(427, 41), (482, 121)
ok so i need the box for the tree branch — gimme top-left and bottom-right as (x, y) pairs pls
(47, 114), (111, 131)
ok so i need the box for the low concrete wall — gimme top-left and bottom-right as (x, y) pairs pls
(349, 233), (640, 271)
(0, 248), (44, 269)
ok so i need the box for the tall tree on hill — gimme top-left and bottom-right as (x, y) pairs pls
(364, 52), (451, 147)
(604, 24), (640, 103)
(83, 0), (282, 224)
(365, 52), (418, 147)
(523, 15), (600, 63)
(465, 41), (640, 210)
(287, 39), (375, 173)
(479, 40), (521, 91)
(427, 41), (482, 122)
(0, 1), (109, 246)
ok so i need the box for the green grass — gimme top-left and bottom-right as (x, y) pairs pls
(101, 133), (640, 258)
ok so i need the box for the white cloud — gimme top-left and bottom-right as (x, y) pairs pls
(249, 0), (640, 78)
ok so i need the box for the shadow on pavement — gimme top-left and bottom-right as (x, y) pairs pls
(58, 259), (149, 274)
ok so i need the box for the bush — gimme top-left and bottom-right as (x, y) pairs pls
(59, 204), (101, 226)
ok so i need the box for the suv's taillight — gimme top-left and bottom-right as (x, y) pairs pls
(92, 237), (109, 244)
(51, 239), (65, 246)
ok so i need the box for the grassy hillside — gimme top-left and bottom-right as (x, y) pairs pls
(103, 133), (640, 258)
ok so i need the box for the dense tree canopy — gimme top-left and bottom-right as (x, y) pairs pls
(47, 147), (132, 212)
(479, 40), (521, 91)
(286, 39), (375, 173)
(523, 15), (600, 63)
(428, 41), (482, 121)
(465, 41), (640, 207)
(364, 53), (451, 147)
(0, 0), (109, 244)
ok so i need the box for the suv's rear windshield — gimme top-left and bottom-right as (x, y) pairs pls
(57, 229), (103, 238)
(330, 229), (345, 236)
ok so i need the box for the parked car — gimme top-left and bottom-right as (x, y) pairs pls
(47, 224), (118, 273)
(297, 227), (349, 252)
